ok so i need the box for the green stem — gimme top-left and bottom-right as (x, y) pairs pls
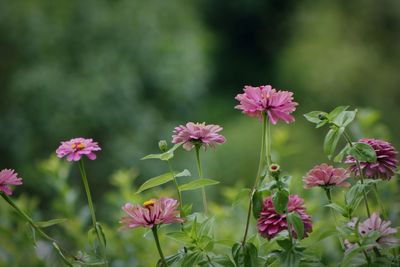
(78, 160), (108, 266)
(265, 117), (272, 167)
(342, 131), (371, 217)
(372, 184), (387, 219)
(242, 113), (268, 245)
(357, 241), (371, 265)
(152, 226), (168, 267)
(167, 160), (184, 217)
(324, 188), (345, 250)
(195, 145), (208, 215)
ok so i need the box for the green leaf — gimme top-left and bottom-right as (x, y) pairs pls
(166, 231), (193, 245)
(199, 217), (215, 237)
(252, 190), (263, 219)
(326, 203), (347, 217)
(348, 142), (377, 162)
(327, 106), (349, 121)
(333, 110), (357, 128)
(209, 255), (236, 267)
(303, 111), (327, 124)
(287, 212), (304, 240)
(162, 251), (185, 266)
(36, 218), (67, 228)
(176, 169), (191, 177)
(136, 172), (174, 193)
(95, 222), (107, 247)
(141, 143), (182, 161)
(276, 239), (293, 250)
(178, 178), (219, 191)
(317, 228), (338, 241)
(232, 242), (258, 267)
(272, 190), (289, 214)
(181, 251), (205, 267)
(323, 127), (344, 159)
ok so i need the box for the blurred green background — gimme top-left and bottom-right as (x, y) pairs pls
(0, 0), (399, 266)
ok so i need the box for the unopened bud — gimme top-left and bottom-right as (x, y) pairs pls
(158, 140), (168, 152)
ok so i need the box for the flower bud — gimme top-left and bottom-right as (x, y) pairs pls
(269, 163), (280, 180)
(158, 140), (168, 152)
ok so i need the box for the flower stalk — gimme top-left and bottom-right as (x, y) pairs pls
(195, 145), (208, 214)
(152, 226), (168, 267)
(242, 113), (269, 245)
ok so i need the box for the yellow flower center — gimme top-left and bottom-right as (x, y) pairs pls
(71, 143), (85, 150)
(143, 200), (156, 207)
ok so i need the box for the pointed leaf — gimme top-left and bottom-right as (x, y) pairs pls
(136, 172), (174, 193)
(323, 127), (344, 159)
(287, 212), (304, 240)
(327, 106), (349, 121)
(303, 111), (327, 124)
(141, 143), (182, 161)
(348, 142), (377, 162)
(36, 218), (67, 228)
(272, 190), (289, 214)
(178, 179), (219, 191)
(252, 190), (263, 219)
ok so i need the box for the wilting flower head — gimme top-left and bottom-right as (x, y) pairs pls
(235, 85), (298, 124)
(56, 137), (101, 161)
(345, 138), (398, 180)
(172, 122), (226, 151)
(120, 198), (184, 229)
(303, 163), (350, 189)
(345, 213), (398, 251)
(257, 195), (312, 240)
(0, 169), (23, 195)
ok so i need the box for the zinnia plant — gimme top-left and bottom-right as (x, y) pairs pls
(1, 86), (399, 267)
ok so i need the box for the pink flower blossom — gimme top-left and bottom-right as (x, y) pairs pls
(345, 213), (398, 251)
(345, 138), (398, 180)
(120, 198), (184, 229)
(257, 195), (312, 240)
(56, 138), (101, 161)
(235, 85), (298, 124)
(303, 163), (350, 189)
(0, 169), (23, 195)
(172, 122), (226, 151)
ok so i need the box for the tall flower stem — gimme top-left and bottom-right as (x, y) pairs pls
(152, 226), (168, 267)
(342, 131), (371, 217)
(195, 145), (208, 215)
(372, 184), (387, 219)
(242, 113), (269, 245)
(167, 160), (183, 217)
(324, 188), (345, 250)
(78, 160), (108, 265)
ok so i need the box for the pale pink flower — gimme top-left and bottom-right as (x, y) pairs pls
(345, 213), (398, 251)
(303, 164), (350, 189)
(172, 122), (226, 151)
(257, 195), (312, 240)
(120, 198), (184, 229)
(0, 169), (23, 195)
(56, 137), (101, 161)
(345, 138), (398, 180)
(235, 85), (298, 124)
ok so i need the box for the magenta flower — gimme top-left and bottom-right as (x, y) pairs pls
(303, 164), (350, 189)
(56, 137), (101, 161)
(0, 169), (23, 195)
(345, 138), (398, 180)
(172, 122), (226, 151)
(120, 198), (184, 229)
(257, 195), (312, 240)
(235, 85), (298, 124)
(345, 213), (398, 251)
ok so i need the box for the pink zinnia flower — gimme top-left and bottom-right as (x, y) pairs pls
(172, 122), (226, 151)
(0, 169), (23, 195)
(235, 85), (298, 124)
(120, 198), (184, 229)
(56, 137), (101, 161)
(345, 213), (398, 251)
(257, 195), (312, 240)
(303, 163), (350, 189)
(345, 138), (398, 180)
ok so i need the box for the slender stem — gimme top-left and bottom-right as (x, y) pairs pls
(357, 241), (371, 265)
(167, 160), (184, 217)
(372, 184), (387, 219)
(78, 160), (108, 265)
(242, 113), (268, 245)
(265, 118), (272, 167)
(152, 227), (168, 267)
(342, 131), (371, 217)
(324, 188), (345, 250)
(195, 146), (208, 215)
